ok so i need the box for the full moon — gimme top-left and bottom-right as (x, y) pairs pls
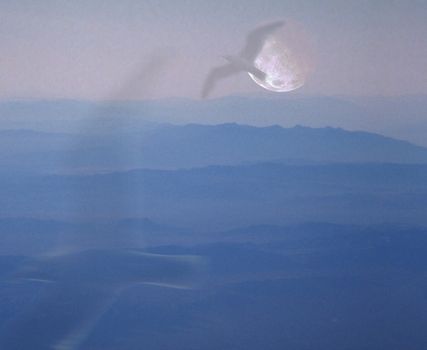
(249, 20), (314, 92)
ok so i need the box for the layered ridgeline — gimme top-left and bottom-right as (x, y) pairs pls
(2, 162), (427, 228)
(2, 220), (427, 349)
(2, 95), (427, 145)
(2, 99), (427, 349)
(2, 117), (427, 227)
(2, 123), (427, 174)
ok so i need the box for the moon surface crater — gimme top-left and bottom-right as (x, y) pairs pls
(249, 22), (313, 92)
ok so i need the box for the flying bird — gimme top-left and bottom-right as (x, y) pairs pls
(201, 20), (285, 98)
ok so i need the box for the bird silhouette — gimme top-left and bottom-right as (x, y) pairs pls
(201, 20), (285, 98)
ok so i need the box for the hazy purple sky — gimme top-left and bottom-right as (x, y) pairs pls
(1, 0), (426, 100)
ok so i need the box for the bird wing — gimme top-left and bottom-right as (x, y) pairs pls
(240, 20), (285, 61)
(201, 63), (240, 99)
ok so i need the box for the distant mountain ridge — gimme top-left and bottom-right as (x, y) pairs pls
(3, 162), (427, 228)
(137, 123), (427, 167)
(2, 123), (427, 174)
(2, 95), (427, 145)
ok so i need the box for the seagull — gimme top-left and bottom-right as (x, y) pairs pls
(201, 20), (285, 98)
